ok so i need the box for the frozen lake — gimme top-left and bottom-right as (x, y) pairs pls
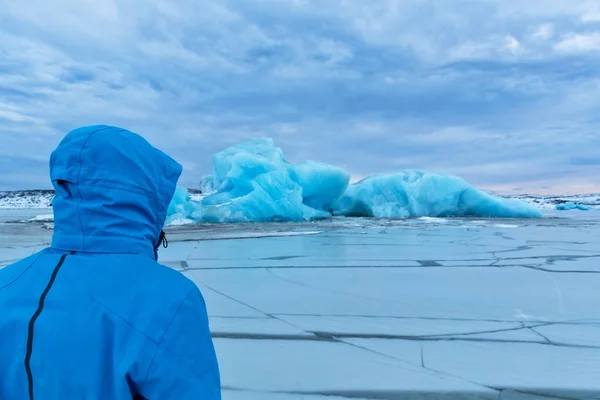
(2, 209), (600, 399)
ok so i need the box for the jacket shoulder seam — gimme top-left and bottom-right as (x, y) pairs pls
(0, 249), (48, 290)
(88, 293), (160, 345)
(139, 286), (196, 389)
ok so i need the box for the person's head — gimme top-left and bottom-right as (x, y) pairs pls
(49, 125), (182, 258)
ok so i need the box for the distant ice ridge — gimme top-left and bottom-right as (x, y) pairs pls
(509, 194), (600, 210)
(556, 202), (593, 211)
(166, 138), (542, 223)
(0, 190), (54, 209)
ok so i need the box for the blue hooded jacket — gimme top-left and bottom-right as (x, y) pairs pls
(0, 126), (221, 399)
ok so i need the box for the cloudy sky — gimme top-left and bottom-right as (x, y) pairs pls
(2, 0), (600, 194)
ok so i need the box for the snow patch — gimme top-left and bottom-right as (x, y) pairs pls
(418, 217), (449, 224)
(28, 214), (54, 222)
(166, 217), (196, 226)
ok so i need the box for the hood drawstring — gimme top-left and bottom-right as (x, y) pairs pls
(160, 231), (169, 249)
(154, 231), (168, 259)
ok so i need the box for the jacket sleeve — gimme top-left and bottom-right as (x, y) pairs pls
(138, 287), (221, 400)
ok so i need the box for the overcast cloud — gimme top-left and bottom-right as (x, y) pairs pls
(1, 0), (600, 194)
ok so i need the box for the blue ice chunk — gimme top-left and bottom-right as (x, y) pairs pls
(167, 187), (190, 216)
(290, 161), (350, 211)
(556, 202), (592, 211)
(333, 171), (543, 219)
(165, 187), (196, 225)
(211, 138), (286, 191)
(200, 175), (214, 194)
(201, 168), (330, 223)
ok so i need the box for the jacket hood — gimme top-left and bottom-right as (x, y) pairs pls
(50, 125), (182, 257)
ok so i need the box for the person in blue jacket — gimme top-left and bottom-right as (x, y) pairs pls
(0, 126), (221, 399)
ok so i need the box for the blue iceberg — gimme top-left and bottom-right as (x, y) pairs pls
(167, 138), (542, 223)
(556, 202), (592, 211)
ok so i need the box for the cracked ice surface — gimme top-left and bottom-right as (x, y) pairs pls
(2, 210), (600, 399)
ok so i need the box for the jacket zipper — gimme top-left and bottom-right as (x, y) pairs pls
(24, 252), (71, 400)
